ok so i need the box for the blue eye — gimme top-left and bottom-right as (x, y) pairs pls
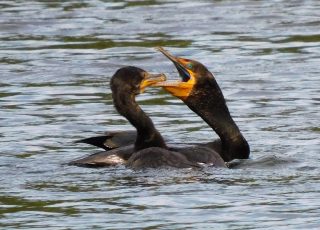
(186, 63), (193, 69)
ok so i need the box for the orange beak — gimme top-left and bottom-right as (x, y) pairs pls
(140, 72), (166, 93)
(153, 47), (196, 100)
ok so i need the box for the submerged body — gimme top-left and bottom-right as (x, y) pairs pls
(70, 66), (226, 169)
(77, 48), (249, 163)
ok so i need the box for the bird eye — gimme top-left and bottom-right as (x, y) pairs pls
(186, 63), (193, 69)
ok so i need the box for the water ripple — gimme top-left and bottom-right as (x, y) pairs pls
(1, 0), (320, 229)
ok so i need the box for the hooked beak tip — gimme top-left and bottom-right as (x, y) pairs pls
(156, 47), (191, 82)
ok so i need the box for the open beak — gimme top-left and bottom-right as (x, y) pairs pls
(140, 73), (166, 93)
(156, 47), (192, 82)
(153, 47), (196, 100)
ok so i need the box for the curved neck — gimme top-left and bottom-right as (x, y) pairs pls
(113, 92), (167, 151)
(186, 78), (249, 161)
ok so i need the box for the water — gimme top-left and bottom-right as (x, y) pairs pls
(1, 0), (319, 229)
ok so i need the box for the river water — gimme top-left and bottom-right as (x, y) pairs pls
(1, 0), (319, 229)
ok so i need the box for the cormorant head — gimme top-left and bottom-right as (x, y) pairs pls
(154, 47), (215, 100)
(111, 66), (166, 96)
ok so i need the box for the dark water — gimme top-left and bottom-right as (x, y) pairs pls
(1, 0), (320, 229)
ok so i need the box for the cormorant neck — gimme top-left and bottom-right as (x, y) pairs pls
(186, 77), (249, 162)
(113, 92), (167, 151)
